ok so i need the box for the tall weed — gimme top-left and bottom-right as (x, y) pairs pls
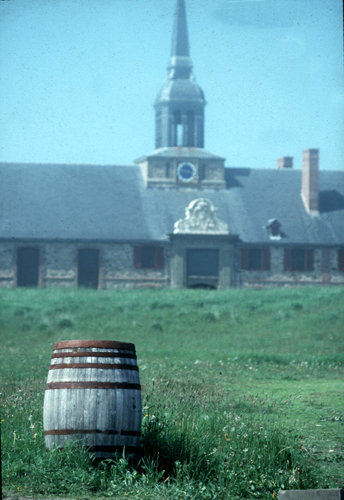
(1, 287), (343, 498)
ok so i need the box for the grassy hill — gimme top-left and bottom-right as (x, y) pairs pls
(1, 286), (343, 499)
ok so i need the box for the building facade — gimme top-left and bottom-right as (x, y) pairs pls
(0, 0), (343, 289)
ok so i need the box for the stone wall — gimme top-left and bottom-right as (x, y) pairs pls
(169, 234), (238, 289)
(0, 241), (168, 289)
(102, 244), (168, 289)
(45, 243), (76, 287)
(330, 247), (344, 284)
(203, 161), (224, 181)
(139, 154), (226, 189)
(0, 241), (343, 289)
(240, 246), (344, 287)
(0, 242), (15, 287)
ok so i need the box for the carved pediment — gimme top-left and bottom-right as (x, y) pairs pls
(174, 198), (228, 234)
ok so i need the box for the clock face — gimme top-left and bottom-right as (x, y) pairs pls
(177, 162), (196, 183)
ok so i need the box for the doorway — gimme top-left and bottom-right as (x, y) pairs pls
(77, 249), (99, 288)
(17, 248), (40, 287)
(186, 248), (219, 288)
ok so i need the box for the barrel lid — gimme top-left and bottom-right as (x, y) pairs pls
(53, 340), (136, 351)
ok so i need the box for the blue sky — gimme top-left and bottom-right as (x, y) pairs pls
(0, 0), (343, 170)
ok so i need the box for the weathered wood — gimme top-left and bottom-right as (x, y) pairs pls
(43, 340), (142, 460)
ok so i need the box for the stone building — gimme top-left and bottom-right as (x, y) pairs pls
(0, 0), (343, 289)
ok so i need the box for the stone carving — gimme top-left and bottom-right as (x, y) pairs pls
(174, 198), (228, 234)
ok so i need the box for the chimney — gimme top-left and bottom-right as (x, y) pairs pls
(277, 156), (293, 169)
(301, 148), (319, 215)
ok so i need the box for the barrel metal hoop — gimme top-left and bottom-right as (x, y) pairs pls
(51, 351), (137, 359)
(53, 340), (136, 351)
(49, 363), (139, 371)
(45, 382), (141, 390)
(44, 429), (141, 437)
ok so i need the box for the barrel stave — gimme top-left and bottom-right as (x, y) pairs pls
(43, 341), (142, 459)
(47, 368), (140, 385)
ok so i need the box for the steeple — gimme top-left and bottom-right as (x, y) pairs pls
(135, 0), (225, 190)
(155, 0), (206, 149)
(171, 0), (189, 58)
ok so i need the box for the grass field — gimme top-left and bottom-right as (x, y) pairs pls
(1, 286), (343, 499)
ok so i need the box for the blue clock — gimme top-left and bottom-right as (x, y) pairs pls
(177, 162), (196, 182)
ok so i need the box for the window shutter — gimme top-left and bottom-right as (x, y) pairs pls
(305, 249), (314, 271)
(241, 248), (249, 270)
(155, 247), (164, 269)
(134, 247), (142, 268)
(262, 248), (271, 270)
(338, 248), (344, 272)
(284, 249), (292, 271)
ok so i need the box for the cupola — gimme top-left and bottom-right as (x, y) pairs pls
(135, 0), (226, 190)
(155, 0), (206, 149)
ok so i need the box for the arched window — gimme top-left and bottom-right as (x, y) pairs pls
(187, 111), (194, 146)
(173, 111), (183, 146)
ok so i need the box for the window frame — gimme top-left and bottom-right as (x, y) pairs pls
(240, 247), (270, 271)
(284, 248), (314, 272)
(134, 246), (164, 269)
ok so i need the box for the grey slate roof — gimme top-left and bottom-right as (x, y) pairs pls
(135, 147), (225, 162)
(0, 162), (343, 245)
(156, 78), (205, 104)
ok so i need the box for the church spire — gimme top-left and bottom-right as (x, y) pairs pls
(171, 0), (189, 58)
(136, 0), (225, 189)
(168, 0), (192, 80)
(154, 0), (206, 149)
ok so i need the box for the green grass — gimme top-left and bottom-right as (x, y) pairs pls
(1, 286), (344, 499)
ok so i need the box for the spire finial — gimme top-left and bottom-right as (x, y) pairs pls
(171, 0), (189, 57)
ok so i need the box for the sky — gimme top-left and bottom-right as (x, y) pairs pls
(0, 0), (343, 170)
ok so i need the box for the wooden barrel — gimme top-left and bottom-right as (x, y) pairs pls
(43, 340), (142, 460)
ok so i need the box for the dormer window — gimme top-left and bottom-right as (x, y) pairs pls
(266, 219), (282, 240)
